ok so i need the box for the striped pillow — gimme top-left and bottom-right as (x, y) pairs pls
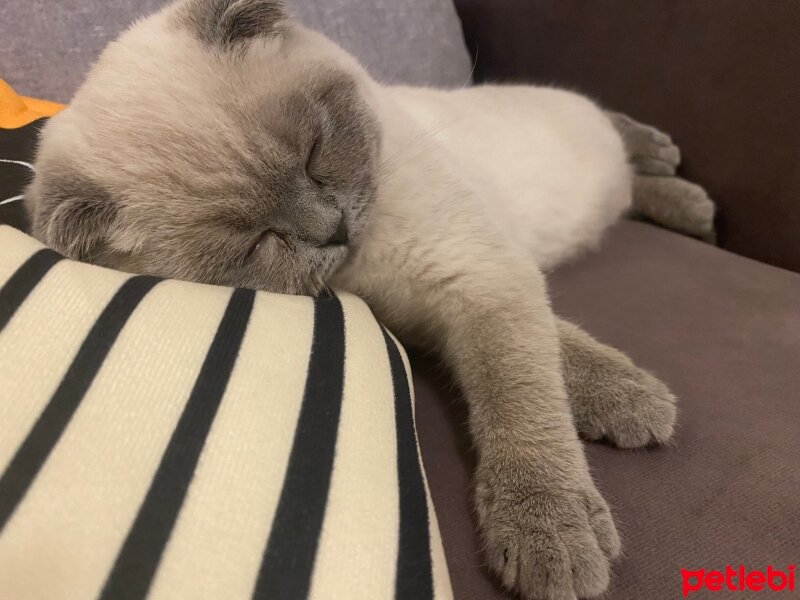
(0, 226), (452, 600)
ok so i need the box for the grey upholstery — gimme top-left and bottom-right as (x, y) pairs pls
(1, 0), (166, 103)
(0, 0), (473, 103)
(288, 0), (473, 89)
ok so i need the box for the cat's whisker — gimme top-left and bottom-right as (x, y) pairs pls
(378, 117), (453, 175)
(462, 45), (478, 89)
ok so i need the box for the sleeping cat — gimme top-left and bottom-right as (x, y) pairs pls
(24, 0), (715, 598)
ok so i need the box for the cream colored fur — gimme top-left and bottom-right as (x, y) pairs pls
(382, 85), (632, 270)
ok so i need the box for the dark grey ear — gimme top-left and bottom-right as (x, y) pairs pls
(180, 0), (287, 50)
(27, 173), (118, 261)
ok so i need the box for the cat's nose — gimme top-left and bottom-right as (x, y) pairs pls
(326, 214), (348, 246)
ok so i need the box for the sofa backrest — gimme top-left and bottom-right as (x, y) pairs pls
(1, 0), (472, 103)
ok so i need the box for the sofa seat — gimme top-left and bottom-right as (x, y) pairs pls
(413, 220), (800, 599)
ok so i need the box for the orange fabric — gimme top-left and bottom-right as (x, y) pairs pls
(0, 80), (65, 129)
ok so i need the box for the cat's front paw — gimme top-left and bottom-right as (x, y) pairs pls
(571, 354), (678, 449)
(476, 470), (620, 600)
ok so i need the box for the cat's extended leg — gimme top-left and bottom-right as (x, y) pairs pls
(347, 243), (621, 599)
(438, 261), (620, 599)
(556, 318), (677, 448)
(607, 111), (716, 241)
(364, 249), (623, 600)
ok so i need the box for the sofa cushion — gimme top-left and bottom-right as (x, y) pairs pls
(0, 0), (473, 103)
(0, 226), (452, 600)
(414, 220), (800, 599)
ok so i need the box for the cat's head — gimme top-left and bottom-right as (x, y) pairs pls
(25, 0), (381, 295)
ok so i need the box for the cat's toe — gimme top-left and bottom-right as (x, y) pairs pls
(629, 157), (677, 177)
(630, 140), (681, 176)
(605, 378), (677, 448)
(580, 372), (677, 449)
(478, 475), (618, 600)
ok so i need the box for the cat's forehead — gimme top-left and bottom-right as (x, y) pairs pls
(78, 3), (362, 133)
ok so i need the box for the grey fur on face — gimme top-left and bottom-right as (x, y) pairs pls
(25, 0), (380, 295)
(30, 167), (118, 262)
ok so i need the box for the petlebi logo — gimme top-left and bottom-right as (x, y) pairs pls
(681, 565), (796, 596)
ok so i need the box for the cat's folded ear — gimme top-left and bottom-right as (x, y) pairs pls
(179, 0), (287, 51)
(25, 172), (118, 262)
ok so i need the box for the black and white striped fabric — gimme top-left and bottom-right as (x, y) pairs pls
(0, 226), (452, 600)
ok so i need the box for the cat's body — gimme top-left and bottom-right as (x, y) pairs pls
(375, 85), (632, 271)
(25, 1), (713, 598)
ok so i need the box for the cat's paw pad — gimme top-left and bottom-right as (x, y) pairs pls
(476, 476), (620, 600)
(577, 367), (677, 449)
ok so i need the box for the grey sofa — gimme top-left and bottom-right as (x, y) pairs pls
(3, 1), (798, 599)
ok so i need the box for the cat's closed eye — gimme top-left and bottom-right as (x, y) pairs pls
(305, 138), (323, 185)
